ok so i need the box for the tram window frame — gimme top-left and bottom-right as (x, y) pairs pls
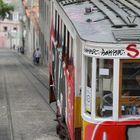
(119, 59), (140, 118)
(82, 57), (114, 117)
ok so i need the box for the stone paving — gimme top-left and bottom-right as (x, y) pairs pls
(0, 48), (60, 140)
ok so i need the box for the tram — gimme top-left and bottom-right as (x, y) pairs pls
(49, 0), (140, 139)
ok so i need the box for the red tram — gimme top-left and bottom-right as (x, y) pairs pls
(49, 0), (140, 139)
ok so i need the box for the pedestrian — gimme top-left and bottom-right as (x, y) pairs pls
(34, 48), (41, 64)
(13, 44), (15, 50)
(18, 47), (20, 52)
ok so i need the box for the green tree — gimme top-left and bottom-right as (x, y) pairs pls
(0, 0), (14, 20)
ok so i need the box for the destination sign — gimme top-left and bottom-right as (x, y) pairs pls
(84, 44), (140, 58)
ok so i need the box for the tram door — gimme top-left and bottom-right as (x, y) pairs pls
(50, 45), (62, 101)
(120, 59), (140, 139)
(56, 47), (66, 118)
(54, 48), (61, 95)
(53, 47), (62, 96)
(49, 42), (56, 103)
(58, 61), (66, 119)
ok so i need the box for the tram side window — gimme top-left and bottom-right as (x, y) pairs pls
(85, 57), (92, 114)
(57, 14), (60, 42)
(61, 22), (64, 45)
(59, 19), (62, 44)
(70, 37), (73, 59)
(63, 29), (70, 69)
(66, 31), (70, 69)
(96, 59), (113, 118)
(122, 62), (140, 97)
(54, 10), (57, 39)
(121, 61), (140, 117)
(68, 36), (74, 73)
(62, 25), (66, 61)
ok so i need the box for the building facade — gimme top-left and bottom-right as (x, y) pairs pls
(39, 0), (50, 65)
(21, 0), (50, 65)
(0, 0), (21, 49)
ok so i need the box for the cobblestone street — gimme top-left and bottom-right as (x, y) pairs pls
(0, 48), (59, 140)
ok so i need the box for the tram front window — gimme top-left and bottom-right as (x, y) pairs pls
(96, 59), (113, 118)
(122, 62), (140, 97)
(120, 61), (140, 117)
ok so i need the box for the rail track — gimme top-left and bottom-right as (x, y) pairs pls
(15, 53), (56, 114)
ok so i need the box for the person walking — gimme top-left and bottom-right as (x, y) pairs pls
(34, 48), (41, 65)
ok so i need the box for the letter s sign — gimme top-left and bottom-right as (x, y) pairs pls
(126, 44), (139, 58)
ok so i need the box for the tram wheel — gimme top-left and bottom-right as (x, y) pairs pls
(56, 124), (60, 134)
(59, 128), (65, 138)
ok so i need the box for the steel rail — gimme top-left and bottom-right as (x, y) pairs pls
(14, 53), (55, 114)
(3, 73), (15, 140)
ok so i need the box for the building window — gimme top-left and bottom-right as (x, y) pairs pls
(13, 27), (17, 31)
(4, 26), (8, 32)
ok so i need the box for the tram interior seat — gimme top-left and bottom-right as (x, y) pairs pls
(103, 91), (112, 105)
(101, 91), (113, 117)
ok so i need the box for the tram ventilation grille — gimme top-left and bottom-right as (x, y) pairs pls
(112, 29), (140, 41)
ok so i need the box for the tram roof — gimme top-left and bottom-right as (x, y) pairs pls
(58, 0), (140, 43)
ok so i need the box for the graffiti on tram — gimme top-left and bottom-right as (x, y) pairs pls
(84, 43), (140, 58)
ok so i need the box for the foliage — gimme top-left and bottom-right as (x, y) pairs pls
(0, 0), (14, 20)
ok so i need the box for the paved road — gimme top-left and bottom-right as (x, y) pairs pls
(0, 48), (59, 140)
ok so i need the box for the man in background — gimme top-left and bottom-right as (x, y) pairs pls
(34, 48), (41, 65)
